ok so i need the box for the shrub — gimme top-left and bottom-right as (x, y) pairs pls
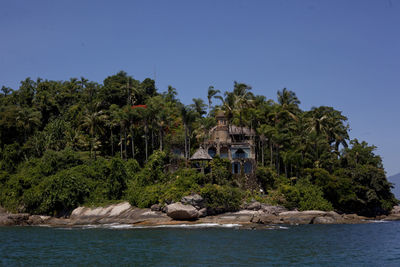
(256, 166), (278, 191)
(138, 150), (167, 185)
(126, 182), (164, 208)
(161, 169), (201, 203)
(200, 184), (243, 214)
(276, 180), (333, 211)
(207, 156), (231, 185)
(26, 167), (90, 216)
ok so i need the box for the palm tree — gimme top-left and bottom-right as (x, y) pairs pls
(81, 101), (108, 159)
(107, 104), (121, 156)
(207, 86), (220, 114)
(1, 86), (13, 97)
(16, 107), (42, 142)
(191, 98), (207, 117)
(180, 105), (197, 159)
(277, 88), (300, 121)
(306, 106), (349, 159)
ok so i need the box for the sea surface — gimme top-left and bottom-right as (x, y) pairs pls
(1, 221), (400, 266)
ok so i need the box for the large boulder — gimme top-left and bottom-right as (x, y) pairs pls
(181, 194), (204, 209)
(166, 203), (199, 220)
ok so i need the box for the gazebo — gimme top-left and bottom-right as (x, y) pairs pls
(190, 148), (212, 173)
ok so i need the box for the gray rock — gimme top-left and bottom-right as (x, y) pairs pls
(0, 206), (7, 214)
(261, 205), (287, 215)
(161, 205), (168, 213)
(251, 214), (283, 224)
(198, 208), (207, 218)
(313, 216), (336, 224)
(8, 213), (30, 225)
(150, 204), (162, 212)
(0, 215), (14, 226)
(246, 201), (261, 211)
(166, 203), (199, 220)
(391, 205), (400, 214)
(0, 213), (30, 226)
(281, 214), (314, 225)
(181, 194), (204, 209)
(27, 215), (44, 225)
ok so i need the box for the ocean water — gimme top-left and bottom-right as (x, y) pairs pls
(1, 222), (400, 266)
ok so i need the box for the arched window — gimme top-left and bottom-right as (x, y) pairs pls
(208, 147), (216, 158)
(234, 148), (246, 159)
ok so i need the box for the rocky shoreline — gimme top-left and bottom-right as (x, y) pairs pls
(1, 202), (400, 228)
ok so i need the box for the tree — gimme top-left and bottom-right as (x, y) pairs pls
(207, 86), (220, 114)
(1, 86), (13, 97)
(81, 102), (108, 159)
(16, 107), (42, 142)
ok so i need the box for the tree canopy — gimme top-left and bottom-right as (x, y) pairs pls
(0, 72), (397, 216)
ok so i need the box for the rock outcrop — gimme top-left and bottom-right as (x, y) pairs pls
(245, 201), (262, 211)
(68, 202), (170, 225)
(251, 210), (372, 225)
(181, 194), (204, 209)
(391, 205), (400, 215)
(166, 203), (199, 220)
(2, 203), (400, 227)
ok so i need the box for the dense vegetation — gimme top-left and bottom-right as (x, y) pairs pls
(0, 72), (397, 216)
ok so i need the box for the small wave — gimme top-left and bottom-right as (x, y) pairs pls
(67, 223), (242, 229)
(81, 223), (134, 229)
(279, 226), (290, 229)
(133, 223), (242, 229)
(363, 220), (390, 223)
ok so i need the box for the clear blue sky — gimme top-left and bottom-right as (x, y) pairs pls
(1, 0), (399, 175)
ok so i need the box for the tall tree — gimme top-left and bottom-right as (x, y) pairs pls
(207, 86), (220, 114)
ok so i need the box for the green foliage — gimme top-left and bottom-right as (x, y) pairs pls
(0, 143), (23, 172)
(27, 167), (90, 216)
(126, 168), (202, 208)
(256, 166), (278, 191)
(139, 150), (168, 185)
(276, 180), (333, 211)
(107, 158), (128, 199)
(161, 169), (201, 203)
(127, 183), (164, 208)
(0, 72), (397, 217)
(207, 156), (231, 185)
(200, 184), (243, 214)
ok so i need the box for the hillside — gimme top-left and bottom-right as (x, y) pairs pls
(0, 72), (397, 217)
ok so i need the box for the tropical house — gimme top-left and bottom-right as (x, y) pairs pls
(191, 111), (256, 175)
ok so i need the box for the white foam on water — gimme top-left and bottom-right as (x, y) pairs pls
(107, 224), (135, 229)
(278, 226), (290, 229)
(363, 220), (390, 223)
(58, 222), (244, 229)
(80, 223), (135, 229)
(132, 223), (242, 229)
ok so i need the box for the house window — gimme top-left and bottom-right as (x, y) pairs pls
(232, 162), (241, 174)
(244, 161), (252, 174)
(233, 148), (246, 159)
(208, 147), (216, 158)
(220, 147), (228, 159)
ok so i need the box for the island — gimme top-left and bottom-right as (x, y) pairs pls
(0, 71), (398, 227)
